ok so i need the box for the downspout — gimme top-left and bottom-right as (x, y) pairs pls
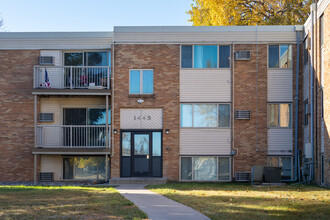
(310, 3), (316, 181)
(232, 43), (238, 180)
(111, 42), (115, 158)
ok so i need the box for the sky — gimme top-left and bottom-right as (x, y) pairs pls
(0, 0), (192, 32)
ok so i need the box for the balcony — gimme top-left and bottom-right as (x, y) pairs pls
(33, 66), (110, 90)
(36, 125), (111, 148)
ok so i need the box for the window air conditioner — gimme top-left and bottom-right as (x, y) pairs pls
(39, 56), (55, 65)
(235, 51), (250, 60)
(39, 113), (54, 122)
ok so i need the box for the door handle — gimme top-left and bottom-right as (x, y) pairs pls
(146, 154), (149, 159)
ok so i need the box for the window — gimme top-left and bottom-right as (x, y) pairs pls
(268, 45), (292, 68)
(303, 100), (309, 126)
(267, 156), (292, 180)
(268, 103), (292, 128)
(64, 51), (109, 66)
(63, 156), (106, 180)
(181, 45), (230, 69)
(181, 157), (230, 181)
(304, 39), (309, 66)
(181, 104), (230, 128)
(129, 70), (154, 94)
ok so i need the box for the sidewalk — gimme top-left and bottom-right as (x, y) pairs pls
(116, 184), (210, 220)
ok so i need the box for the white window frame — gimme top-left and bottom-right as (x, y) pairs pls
(129, 69), (154, 95)
(180, 45), (231, 69)
(179, 156), (231, 182)
(180, 103), (231, 128)
(267, 103), (292, 128)
(267, 44), (292, 69)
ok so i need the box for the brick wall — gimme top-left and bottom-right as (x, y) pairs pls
(112, 44), (180, 181)
(0, 50), (39, 182)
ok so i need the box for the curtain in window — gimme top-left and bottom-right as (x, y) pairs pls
(142, 70), (153, 94)
(268, 104), (279, 127)
(194, 45), (217, 68)
(280, 104), (291, 127)
(181, 104), (193, 127)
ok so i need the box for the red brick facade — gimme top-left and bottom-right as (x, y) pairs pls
(0, 50), (39, 182)
(112, 44), (180, 181)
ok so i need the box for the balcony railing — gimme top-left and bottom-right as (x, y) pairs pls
(34, 66), (110, 89)
(36, 125), (111, 148)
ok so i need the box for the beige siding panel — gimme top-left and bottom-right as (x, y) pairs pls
(41, 155), (62, 180)
(180, 129), (231, 155)
(120, 108), (163, 129)
(39, 97), (106, 125)
(0, 32), (112, 50)
(304, 126), (310, 145)
(268, 129), (293, 155)
(180, 69), (231, 102)
(321, 47), (325, 88)
(268, 69), (293, 102)
(303, 65), (310, 101)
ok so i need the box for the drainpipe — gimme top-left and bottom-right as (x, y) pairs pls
(282, 27), (302, 183)
(310, 3), (316, 182)
(232, 42), (238, 180)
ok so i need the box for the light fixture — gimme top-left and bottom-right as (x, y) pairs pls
(137, 99), (144, 104)
(165, 129), (170, 134)
(113, 129), (118, 134)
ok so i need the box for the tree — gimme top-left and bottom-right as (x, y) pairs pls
(188, 0), (313, 26)
(0, 15), (5, 31)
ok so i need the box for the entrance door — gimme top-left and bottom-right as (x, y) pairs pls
(133, 133), (150, 177)
(121, 131), (162, 177)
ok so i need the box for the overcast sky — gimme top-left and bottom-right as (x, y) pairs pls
(0, 0), (192, 32)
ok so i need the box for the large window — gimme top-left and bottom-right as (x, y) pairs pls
(181, 104), (230, 128)
(181, 45), (230, 69)
(267, 156), (292, 180)
(268, 45), (292, 68)
(64, 51), (109, 66)
(268, 103), (292, 128)
(63, 156), (106, 180)
(129, 70), (154, 94)
(303, 39), (309, 66)
(181, 157), (230, 181)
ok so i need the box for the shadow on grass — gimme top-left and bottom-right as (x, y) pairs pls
(147, 182), (329, 192)
(154, 192), (329, 220)
(0, 186), (147, 219)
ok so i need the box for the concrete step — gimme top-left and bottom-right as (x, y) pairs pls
(109, 177), (167, 185)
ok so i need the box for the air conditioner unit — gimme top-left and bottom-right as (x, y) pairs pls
(39, 172), (54, 182)
(235, 110), (251, 119)
(39, 113), (54, 122)
(39, 56), (55, 65)
(235, 51), (250, 60)
(304, 143), (312, 159)
(235, 172), (251, 182)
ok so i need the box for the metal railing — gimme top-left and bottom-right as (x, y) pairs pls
(36, 125), (111, 148)
(34, 66), (110, 89)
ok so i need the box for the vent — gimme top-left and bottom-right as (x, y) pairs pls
(235, 172), (251, 182)
(235, 110), (251, 119)
(235, 51), (250, 60)
(39, 56), (55, 65)
(39, 172), (54, 182)
(39, 113), (54, 122)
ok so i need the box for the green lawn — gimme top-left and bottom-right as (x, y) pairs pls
(147, 183), (330, 220)
(0, 185), (147, 219)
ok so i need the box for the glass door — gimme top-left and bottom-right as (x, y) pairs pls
(133, 133), (150, 177)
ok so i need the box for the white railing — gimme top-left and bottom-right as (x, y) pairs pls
(36, 125), (111, 148)
(34, 66), (110, 89)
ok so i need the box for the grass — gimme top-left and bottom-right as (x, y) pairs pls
(0, 185), (147, 219)
(147, 183), (330, 220)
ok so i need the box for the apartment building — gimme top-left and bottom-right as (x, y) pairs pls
(0, 0), (328, 185)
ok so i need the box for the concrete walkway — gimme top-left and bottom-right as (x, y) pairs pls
(116, 184), (210, 220)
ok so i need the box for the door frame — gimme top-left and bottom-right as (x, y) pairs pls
(120, 129), (163, 177)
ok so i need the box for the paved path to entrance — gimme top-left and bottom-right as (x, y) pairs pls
(116, 184), (210, 220)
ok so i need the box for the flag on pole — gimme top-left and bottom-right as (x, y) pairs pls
(45, 68), (50, 88)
